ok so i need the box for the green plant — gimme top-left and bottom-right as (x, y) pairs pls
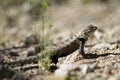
(28, 0), (52, 71)
(0, 0), (6, 43)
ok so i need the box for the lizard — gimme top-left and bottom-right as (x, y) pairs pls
(7, 24), (97, 65)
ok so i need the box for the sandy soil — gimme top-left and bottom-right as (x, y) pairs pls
(0, 0), (120, 80)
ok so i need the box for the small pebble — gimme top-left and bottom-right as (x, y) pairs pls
(27, 45), (41, 56)
(24, 34), (38, 45)
(4, 50), (19, 56)
(109, 43), (118, 50)
(59, 63), (76, 71)
(79, 64), (88, 75)
(89, 62), (98, 69)
(54, 69), (68, 77)
(54, 63), (77, 77)
(93, 42), (111, 49)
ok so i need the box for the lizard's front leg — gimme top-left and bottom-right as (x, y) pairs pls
(78, 38), (88, 58)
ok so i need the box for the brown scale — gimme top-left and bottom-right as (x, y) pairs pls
(55, 36), (79, 57)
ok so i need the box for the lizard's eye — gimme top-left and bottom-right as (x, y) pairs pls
(92, 26), (96, 29)
(89, 25), (97, 31)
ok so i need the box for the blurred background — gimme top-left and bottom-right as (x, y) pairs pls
(0, 0), (120, 47)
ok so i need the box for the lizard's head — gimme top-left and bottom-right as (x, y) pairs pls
(77, 24), (97, 40)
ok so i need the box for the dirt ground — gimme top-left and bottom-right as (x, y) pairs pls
(0, 0), (120, 80)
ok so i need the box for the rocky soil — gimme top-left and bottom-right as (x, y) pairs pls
(0, 0), (120, 80)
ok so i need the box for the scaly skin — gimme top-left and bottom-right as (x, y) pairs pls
(7, 24), (97, 65)
(53, 24), (97, 58)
